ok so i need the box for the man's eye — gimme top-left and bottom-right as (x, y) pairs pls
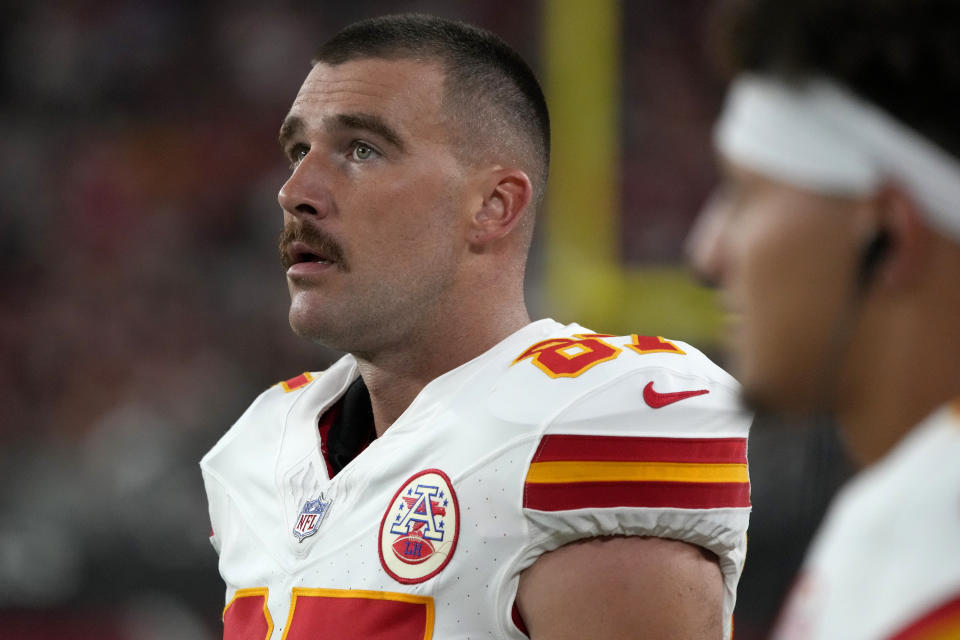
(288, 145), (308, 168)
(351, 142), (376, 161)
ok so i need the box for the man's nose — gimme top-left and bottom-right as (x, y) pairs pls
(685, 192), (729, 289)
(278, 154), (333, 218)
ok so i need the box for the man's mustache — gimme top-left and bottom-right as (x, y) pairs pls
(278, 223), (348, 271)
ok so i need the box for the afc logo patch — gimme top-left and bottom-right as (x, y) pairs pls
(379, 469), (460, 584)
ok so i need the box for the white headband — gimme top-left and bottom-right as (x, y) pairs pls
(715, 74), (960, 241)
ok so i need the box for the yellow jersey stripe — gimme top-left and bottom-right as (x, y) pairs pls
(526, 460), (749, 484)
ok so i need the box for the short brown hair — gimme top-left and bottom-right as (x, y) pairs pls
(314, 14), (550, 208)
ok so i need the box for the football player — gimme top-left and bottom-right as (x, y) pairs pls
(203, 14), (751, 639)
(688, 0), (960, 637)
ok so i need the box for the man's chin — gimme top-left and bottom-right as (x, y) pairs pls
(289, 320), (321, 342)
(289, 308), (334, 343)
(288, 311), (365, 354)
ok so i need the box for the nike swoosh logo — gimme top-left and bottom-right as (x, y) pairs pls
(642, 381), (710, 409)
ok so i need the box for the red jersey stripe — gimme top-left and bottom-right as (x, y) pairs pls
(888, 591), (960, 639)
(523, 480), (751, 511)
(223, 588), (273, 637)
(280, 372), (314, 392)
(531, 434), (747, 464)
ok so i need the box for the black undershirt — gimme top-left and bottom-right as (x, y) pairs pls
(324, 376), (377, 475)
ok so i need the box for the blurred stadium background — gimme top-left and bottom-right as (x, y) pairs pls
(0, 1), (853, 638)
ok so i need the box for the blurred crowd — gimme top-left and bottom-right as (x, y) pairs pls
(0, 1), (850, 638)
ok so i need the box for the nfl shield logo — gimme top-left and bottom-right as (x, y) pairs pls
(293, 493), (332, 542)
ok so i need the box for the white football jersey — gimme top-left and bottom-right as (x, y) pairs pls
(201, 319), (752, 639)
(773, 400), (960, 640)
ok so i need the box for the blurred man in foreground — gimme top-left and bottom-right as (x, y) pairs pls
(689, 1), (960, 637)
(202, 13), (751, 640)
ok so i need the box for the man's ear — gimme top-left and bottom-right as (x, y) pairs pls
(468, 168), (533, 247)
(870, 182), (932, 290)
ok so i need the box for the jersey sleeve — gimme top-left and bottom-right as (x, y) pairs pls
(503, 334), (751, 638)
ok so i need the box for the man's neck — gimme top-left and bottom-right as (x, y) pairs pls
(355, 306), (531, 436)
(837, 295), (960, 466)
